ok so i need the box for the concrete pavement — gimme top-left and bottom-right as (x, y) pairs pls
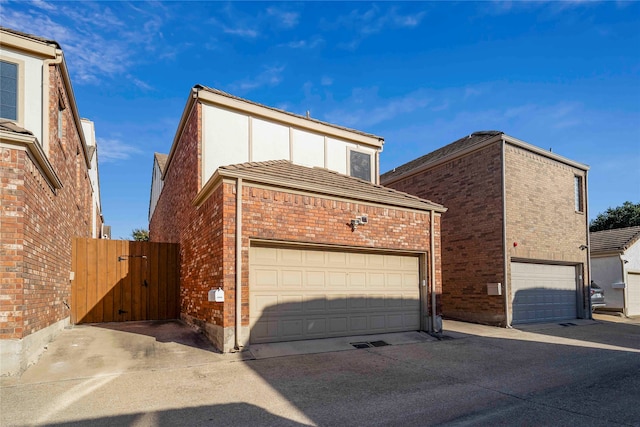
(1, 317), (639, 426)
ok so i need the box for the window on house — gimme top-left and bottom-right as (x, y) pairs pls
(349, 150), (372, 182)
(574, 175), (584, 213)
(0, 60), (18, 121)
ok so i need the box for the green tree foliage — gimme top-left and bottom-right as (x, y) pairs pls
(590, 201), (640, 232)
(131, 228), (150, 241)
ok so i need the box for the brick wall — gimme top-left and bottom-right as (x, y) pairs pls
(505, 144), (589, 311)
(150, 101), (442, 350)
(385, 142), (506, 325)
(0, 64), (93, 340)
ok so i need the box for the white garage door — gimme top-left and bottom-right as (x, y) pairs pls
(249, 246), (421, 344)
(511, 262), (577, 324)
(627, 273), (640, 317)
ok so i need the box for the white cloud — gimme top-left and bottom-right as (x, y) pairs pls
(231, 66), (286, 92)
(97, 137), (143, 163)
(323, 88), (431, 128)
(223, 26), (259, 38)
(1, 2), (170, 85)
(267, 7), (300, 28)
(283, 37), (323, 49)
(321, 76), (333, 86)
(332, 5), (427, 49)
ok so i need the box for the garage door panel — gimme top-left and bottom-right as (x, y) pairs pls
(327, 296), (347, 310)
(305, 318), (327, 335)
(349, 253), (367, 267)
(250, 246), (421, 343)
(328, 272), (347, 287)
(350, 316), (368, 331)
(511, 262), (577, 324)
(306, 271), (325, 287)
(282, 271), (303, 287)
(328, 317), (348, 333)
(628, 273), (640, 317)
(328, 252), (348, 265)
(282, 319), (303, 338)
(253, 269), (278, 287)
(349, 272), (367, 288)
(349, 295), (368, 309)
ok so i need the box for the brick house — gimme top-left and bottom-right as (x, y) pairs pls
(590, 226), (640, 317)
(382, 131), (590, 326)
(149, 86), (445, 352)
(0, 28), (102, 375)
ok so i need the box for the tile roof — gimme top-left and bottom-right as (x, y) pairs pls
(0, 26), (60, 48)
(216, 160), (446, 212)
(196, 85), (383, 140)
(590, 226), (640, 253)
(0, 120), (34, 136)
(381, 131), (503, 182)
(154, 153), (168, 174)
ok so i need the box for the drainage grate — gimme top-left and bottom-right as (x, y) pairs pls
(351, 342), (371, 349)
(350, 340), (390, 349)
(559, 322), (577, 327)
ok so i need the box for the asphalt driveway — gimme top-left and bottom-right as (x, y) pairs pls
(2, 315), (639, 426)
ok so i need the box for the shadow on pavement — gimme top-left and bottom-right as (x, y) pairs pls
(42, 402), (310, 427)
(91, 319), (218, 352)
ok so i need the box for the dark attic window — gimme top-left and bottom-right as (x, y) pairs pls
(350, 150), (372, 182)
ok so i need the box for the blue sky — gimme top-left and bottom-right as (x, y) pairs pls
(3, 1), (639, 239)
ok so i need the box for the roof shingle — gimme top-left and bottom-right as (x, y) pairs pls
(590, 226), (640, 253)
(215, 160), (445, 212)
(381, 131), (503, 182)
(154, 153), (168, 174)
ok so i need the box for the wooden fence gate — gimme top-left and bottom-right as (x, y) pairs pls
(71, 238), (180, 324)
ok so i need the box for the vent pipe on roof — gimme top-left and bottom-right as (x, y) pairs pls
(306, 110), (310, 118)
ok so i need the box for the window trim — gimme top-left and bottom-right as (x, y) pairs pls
(0, 56), (25, 126)
(574, 175), (584, 213)
(347, 148), (374, 183)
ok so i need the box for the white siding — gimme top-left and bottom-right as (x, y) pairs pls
(0, 48), (44, 143)
(202, 106), (249, 183)
(200, 103), (380, 186)
(251, 118), (289, 162)
(291, 129), (324, 168)
(149, 159), (164, 222)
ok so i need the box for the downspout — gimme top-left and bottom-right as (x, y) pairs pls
(584, 170), (592, 319)
(42, 49), (63, 154)
(235, 178), (243, 350)
(430, 209), (437, 333)
(619, 254), (627, 317)
(501, 138), (511, 328)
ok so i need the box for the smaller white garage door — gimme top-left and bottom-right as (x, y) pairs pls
(511, 262), (577, 324)
(627, 273), (640, 317)
(249, 246), (421, 344)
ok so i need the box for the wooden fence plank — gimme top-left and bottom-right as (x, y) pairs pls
(148, 242), (160, 320)
(75, 238), (88, 323)
(72, 238), (180, 324)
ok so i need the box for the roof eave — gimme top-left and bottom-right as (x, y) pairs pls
(193, 166), (447, 214)
(382, 133), (504, 185)
(195, 86), (384, 148)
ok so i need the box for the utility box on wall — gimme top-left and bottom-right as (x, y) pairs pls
(487, 283), (502, 295)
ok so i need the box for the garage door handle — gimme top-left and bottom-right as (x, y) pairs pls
(142, 279), (149, 287)
(118, 309), (128, 315)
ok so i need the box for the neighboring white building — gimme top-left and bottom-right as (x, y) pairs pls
(81, 118), (104, 238)
(590, 226), (640, 317)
